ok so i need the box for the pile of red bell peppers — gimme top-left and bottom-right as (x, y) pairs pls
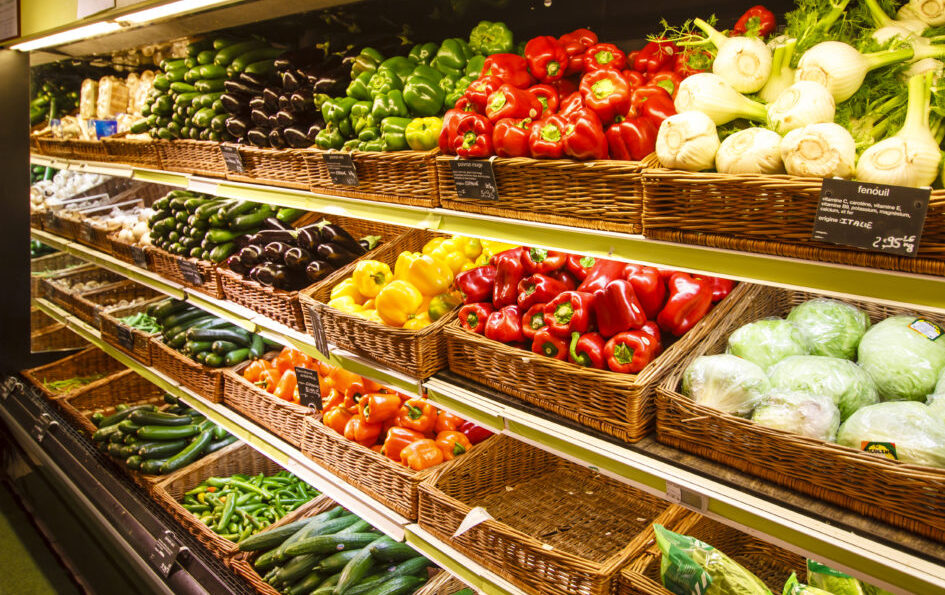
(455, 247), (734, 374)
(439, 29), (701, 161)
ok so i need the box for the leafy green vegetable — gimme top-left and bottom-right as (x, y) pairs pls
(119, 311), (161, 333)
(682, 354), (770, 417)
(806, 560), (866, 595)
(786, 298), (870, 360)
(751, 389), (841, 440)
(783, 573), (834, 595)
(726, 319), (810, 371)
(857, 315), (945, 401)
(838, 401), (945, 468)
(42, 374), (106, 393)
(767, 355), (878, 420)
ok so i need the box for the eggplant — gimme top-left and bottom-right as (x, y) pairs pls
(249, 96), (267, 112)
(284, 247), (313, 271)
(281, 70), (302, 91)
(238, 244), (264, 268)
(226, 254), (248, 276)
(240, 72), (272, 88)
(316, 242), (360, 268)
(274, 47), (328, 71)
(305, 260), (332, 283)
(224, 80), (261, 96)
(245, 128), (270, 147)
(251, 109), (272, 129)
(253, 263), (277, 286)
(296, 223), (322, 252)
(306, 121), (324, 142)
(277, 94), (291, 112)
(311, 76), (346, 97)
(220, 93), (249, 116)
(289, 90), (313, 114)
(254, 263), (291, 289)
(275, 110), (297, 128)
(284, 127), (314, 148)
(262, 88), (280, 112)
(268, 128), (286, 149)
(316, 222), (365, 255)
(262, 217), (291, 231)
(359, 235), (382, 251)
(226, 117), (249, 138)
(234, 233), (253, 250)
(263, 241), (291, 263)
(253, 229), (297, 245)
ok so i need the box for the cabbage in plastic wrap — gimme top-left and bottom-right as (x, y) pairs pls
(751, 389), (841, 441)
(787, 298), (870, 360)
(767, 355), (878, 420)
(806, 560), (866, 595)
(682, 354), (770, 417)
(857, 316), (945, 402)
(727, 318), (810, 371)
(837, 401), (945, 468)
(783, 573), (833, 595)
(928, 393), (945, 422)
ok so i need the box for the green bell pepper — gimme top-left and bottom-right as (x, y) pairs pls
(321, 96), (357, 124)
(314, 124), (344, 150)
(358, 126), (380, 142)
(439, 75), (457, 97)
(409, 64), (442, 83)
(371, 90), (409, 120)
(343, 139), (361, 151)
(465, 55), (486, 77)
(337, 117), (354, 138)
(446, 75), (474, 109)
(351, 101), (375, 135)
(346, 72), (373, 101)
(380, 117), (411, 151)
(405, 117), (443, 151)
(403, 74), (445, 117)
(361, 139), (385, 151)
(434, 38), (473, 78)
(408, 42), (439, 65)
(468, 21), (514, 55)
(367, 68), (403, 98)
(379, 57), (416, 84)
(351, 47), (384, 78)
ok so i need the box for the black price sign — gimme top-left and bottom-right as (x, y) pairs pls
(131, 245), (149, 269)
(148, 531), (183, 578)
(324, 152), (359, 186)
(812, 179), (930, 257)
(450, 158), (498, 200)
(79, 222), (94, 243)
(117, 324), (135, 350)
(220, 143), (245, 173)
(177, 259), (204, 285)
(295, 366), (323, 411)
(307, 305), (329, 357)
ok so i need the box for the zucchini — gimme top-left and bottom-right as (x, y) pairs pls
(185, 340), (213, 354)
(195, 351), (210, 364)
(162, 58), (188, 71)
(282, 533), (379, 557)
(140, 458), (170, 475)
(166, 68), (188, 83)
(245, 59), (276, 76)
(249, 333), (265, 359)
(193, 107), (216, 128)
(213, 38), (235, 50)
(136, 424), (200, 441)
(214, 40), (266, 66)
(231, 47), (283, 73)
(99, 404), (156, 428)
(186, 39), (214, 57)
(204, 353), (225, 367)
(210, 113), (227, 133)
(206, 435), (237, 453)
(138, 439), (189, 459)
(194, 79), (225, 93)
(92, 424), (122, 442)
(153, 76), (170, 91)
(209, 242), (236, 262)
(118, 420), (141, 435)
(224, 200), (256, 220)
(170, 82), (196, 93)
(130, 410), (193, 427)
(156, 127), (174, 140)
(206, 228), (242, 243)
(195, 199), (227, 219)
(126, 455), (143, 470)
(187, 327), (251, 346)
(197, 50), (215, 65)
(231, 205), (274, 230)
(198, 64), (227, 79)
(224, 348), (250, 366)
(161, 307), (209, 329)
(130, 119), (150, 134)
(161, 429), (213, 473)
(211, 340), (239, 355)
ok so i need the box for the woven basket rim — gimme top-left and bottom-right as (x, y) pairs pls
(223, 364), (316, 417)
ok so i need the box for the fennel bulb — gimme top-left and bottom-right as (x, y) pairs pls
(715, 128), (784, 174)
(904, 57), (945, 78)
(910, 0), (945, 25)
(675, 73), (767, 125)
(780, 123), (857, 178)
(692, 18), (772, 93)
(767, 81), (836, 134)
(760, 39), (797, 104)
(656, 111), (720, 171)
(796, 41), (914, 102)
(856, 72), (941, 187)
(863, 0), (928, 43)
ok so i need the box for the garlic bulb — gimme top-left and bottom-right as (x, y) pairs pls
(656, 111), (721, 172)
(780, 123), (857, 178)
(767, 81), (836, 134)
(716, 128), (784, 174)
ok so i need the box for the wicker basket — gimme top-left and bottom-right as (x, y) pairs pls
(222, 364), (315, 449)
(151, 339), (225, 402)
(41, 265), (125, 319)
(436, 155), (646, 234)
(617, 511), (805, 595)
(656, 284), (945, 543)
(99, 298), (164, 365)
(418, 435), (682, 595)
(224, 146), (311, 190)
(219, 213), (409, 331)
(36, 137), (74, 159)
(148, 246), (223, 298)
(109, 236), (152, 269)
(31, 323), (86, 353)
(31, 252), (84, 298)
(79, 182), (172, 254)
(43, 177), (139, 240)
(413, 572), (470, 595)
(30, 209), (45, 230)
(102, 136), (163, 169)
(445, 282), (755, 443)
(642, 168), (945, 277)
(300, 148), (440, 208)
(58, 369), (165, 435)
(155, 139), (227, 178)
(299, 229), (455, 377)
(21, 346), (125, 399)
(300, 416), (481, 521)
(69, 139), (109, 162)
(31, 307), (58, 333)
(72, 280), (161, 328)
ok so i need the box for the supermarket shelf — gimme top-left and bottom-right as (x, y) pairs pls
(31, 153), (945, 313)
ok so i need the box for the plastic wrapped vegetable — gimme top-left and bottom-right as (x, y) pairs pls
(682, 354), (770, 417)
(786, 298), (870, 360)
(837, 401), (945, 468)
(783, 573), (833, 595)
(857, 315), (945, 401)
(767, 355), (879, 420)
(727, 318), (810, 371)
(653, 524), (772, 595)
(751, 389), (841, 441)
(928, 393), (945, 421)
(806, 561), (866, 595)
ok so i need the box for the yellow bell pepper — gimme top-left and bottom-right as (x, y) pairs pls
(328, 296), (365, 314)
(352, 260), (393, 298)
(375, 280), (423, 326)
(421, 237), (445, 255)
(434, 249), (468, 276)
(428, 292), (462, 321)
(460, 259), (478, 272)
(403, 312), (432, 330)
(405, 254), (454, 296)
(357, 309), (386, 324)
(394, 251), (421, 281)
(481, 239), (518, 254)
(418, 295), (432, 315)
(474, 252), (491, 267)
(362, 299), (375, 310)
(452, 235), (482, 260)
(331, 278), (367, 304)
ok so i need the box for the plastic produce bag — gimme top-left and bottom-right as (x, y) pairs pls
(837, 401), (945, 468)
(857, 315), (945, 401)
(806, 560), (865, 595)
(767, 355), (878, 420)
(727, 318), (810, 371)
(787, 298), (870, 360)
(682, 354), (770, 417)
(751, 389), (840, 441)
(653, 524), (772, 595)
(79, 79), (98, 119)
(783, 573), (832, 595)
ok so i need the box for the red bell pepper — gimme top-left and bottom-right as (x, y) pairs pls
(624, 264), (666, 319)
(604, 330), (659, 373)
(482, 54), (535, 89)
(455, 265), (496, 303)
(522, 247), (566, 274)
(631, 85), (676, 127)
(553, 77), (579, 97)
(485, 304), (524, 343)
(633, 40), (678, 75)
(521, 303), (548, 340)
(594, 279), (647, 338)
(453, 112), (494, 158)
(641, 320), (663, 355)
(568, 331), (605, 369)
(649, 71), (684, 98)
(562, 108), (608, 160)
(558, 91), (584, 117)
(517, 273), (569, 309)
(439, 108), (468, 154)
(524, 36), (568, 82)
(622, 70), (647, 89)
(491, 247), (525, 308)
(583, 43), (627, 72)
(493, 117), (533, 158)
(546, 268), (577, 290)
(674, 48), (713, 77)
(486, 84), (542, 122)
(544, 291), (596, 338)
(695, 275), (735, 302)
(577, 258), (627, 293)
(579, 69), (631, 124)
(606, 115), (657, 161)
(528, 115), (567, 159)
(459, 303), (494, 334)
(733, 5), (777, 37)
(532, 327), (569, 360)
(526, 84), (559, 116)
(463, 75), (505, 113)
(566, 254), (596, 281)
(559, 28), (599, 75)
(459, 421), (493, 445)
(657, 273), (713, 336)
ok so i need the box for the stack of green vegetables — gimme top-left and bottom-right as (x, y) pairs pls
(91, 393), (237, 475)
(239, 505), (433, 595)
(42, 374), (106, 394)
(657, 0), (945, 188)
(31, 165), (57, 185)
(31, 80), (78, 126)
(30, 239), (55, 258)
(181, 471), (318, 543)
(118, 311), (161, 333)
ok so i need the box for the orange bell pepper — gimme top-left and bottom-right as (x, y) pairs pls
(371, 444), (384, 453)
(258, 367), (281, 393)
(323, 407), (352, 435)
(435, 430), (472, 461)
(344, 415), (383, 447)
(400, 439), (444, 470)
(434, 410), (465, 433)
(382, 426), (425, 462)
(323, 388), (345, 411)
(343, 378), (385, 413)
(396, 398), (437, 434)
(359, 393), (403, 424)
(243, 359), (268, 383)
(273, 369), (298, 402)
(330, 367), (363, 398)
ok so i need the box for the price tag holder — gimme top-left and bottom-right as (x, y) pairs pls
(812, 179), (930, 257)
(307, 305), (330, 357)
(117, 324), (135, 350)
(450, 157), (499, 200)
(177, 259), (204, 286)
(78, 222), (94, 243)
(324, 152), (359, 186)
(130, 245), (149, 269)
(220, 143), (245, 173)
(295, 366), (323, 411)
(148, 530), (184, 578)
(665, 481), (707, 512)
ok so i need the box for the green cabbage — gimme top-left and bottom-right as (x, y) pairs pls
(751, 389), (840, 441)
(857, 316), (945, 402)
(682, 354), (770, 417)
(727, 319), (810, 371)
(928, 393), (945, 421)
(787, 298), (870, 360)
(837, 401), (945, 468)
(783, 573), (834, 595)
(767, 355), (878, 420)
(806, 560), (866, 595)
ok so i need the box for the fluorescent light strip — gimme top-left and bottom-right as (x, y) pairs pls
(115, 0), (236, 24)
(10, 21), (123, 51)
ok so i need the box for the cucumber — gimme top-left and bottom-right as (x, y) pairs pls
(237, 518), (312, 551)
(214, 40), (266, 66)
(138, 439), (189, 459)
(283, 533), (379, 557)
(187, 327), (251, 346)
(263, 509), (349, 564)
(335, 537), (386, 595)
(136, 424), (200, 441)
(161, 429), (213, 473)
(170, 82), (196, 93)
(194, 79), (225, 93)
(356, 575), (426, 595)
(271, 553), (319, 587)
(130, 410), (193, 427)
(231, 47), (283, 73)
(344, 557), (431, 595)
(368, 537), (419, 562)
(310, 574), (342, 595)
(224, 348), (250, 366)
(313, 549), (362, 574)
(286, 571), (326, 595)
(140, 458), (170, 475)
